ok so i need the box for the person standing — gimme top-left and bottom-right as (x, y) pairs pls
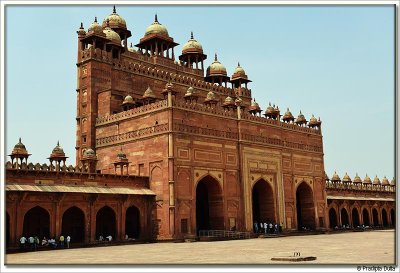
(19, 236), (27, 250)
(253, 222), (259, 233)
(59, 235), (65, 248)
(66, 235), (71, 248)
(34, 236), (39, 251)
(41, 237), (48, 246)
(28, 236), (34, 250)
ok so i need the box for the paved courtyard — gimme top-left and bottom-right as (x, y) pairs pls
(5, 230), (396, 265)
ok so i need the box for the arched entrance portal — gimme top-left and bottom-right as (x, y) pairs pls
(390, 209), (395, 227)
(296, 182), (315, 230)
(96, 206), (116, 239)
(252, 179), (275, 225)
(62, 206), (85, 243)
(340, 208), (349, 227)
(196, 176), (224, 232)
(125, 206), (140, 239)
(363, 208), (370, 226)
(382, 209), (388, 227)
(352, 208), (360, 227)
(6, 212), (10, 247)
(23, 206), (50, 238)
(372, 208), (379, 227)
(329, 208), (337, 228)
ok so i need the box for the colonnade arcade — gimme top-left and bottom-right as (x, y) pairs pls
(193, 176), (319, 233)
(327, 200), (395, 229)
(5, 193), (149, 248)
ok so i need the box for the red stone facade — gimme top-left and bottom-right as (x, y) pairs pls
(5, 162), (155, 248)
(75, 7), (328, 240)
(5, 7), (395, 249)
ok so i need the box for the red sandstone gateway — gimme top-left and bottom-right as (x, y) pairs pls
(5, 6), (395, 249)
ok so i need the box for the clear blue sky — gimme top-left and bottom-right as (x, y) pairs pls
(4, 4), (395, 180)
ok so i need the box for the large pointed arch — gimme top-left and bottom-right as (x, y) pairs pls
(6, 211), (10, 247)
(362, 208), (370, 226)
(196, 175), (224, 232)
(372, 208), (379, 227)
(252, 179), (276, 225)
(382, 208), (388, 227)
(125, 205), (140, 239)
(296, 182), (315, 230)
(340, 208), (349, 227)
(23, 206), (50, 239)
(329, 208), (338, 228)
(352, 207), (360, 227)
(390, 208), (395, 227)
(62, 206), (85, 243)
(96, 206), (116, 239)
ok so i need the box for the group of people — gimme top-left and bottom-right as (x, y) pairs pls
(98, 235), (113, 242)
(19, 235), (71, 251)
(253, 221), (281, 234)
(334, 224), (370, 230)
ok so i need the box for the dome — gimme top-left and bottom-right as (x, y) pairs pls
(282, 107), (294, 121)
(11, 137), (29, 155)
(88, 17), (102, 34)
(224, 96), (234, 104)
(295, 110), (307, 124)
(102, 6), (127, 29)
(206, 54), (227, 76)
(342, 172), (352, 183)
(223, 96), (235, 107)
(205, 91), (216, 101)
(309, 114), (318, 126)
(51, 141), (65, 155)
(373, 175), (381, 185)
(83, 148), (96, 157)
(265, 102), (275, 114)
(185, 86), (195, 97)
(123, 95), (134, 104)
(381, 176), (390, 186)
(103, 23), (121, 45)
(143, 86), (156, 99)
(331, 171), (341, 182)
(363, 174), (372, 184)
(235, 96), (243, 105)
(233, 63), (246, 76)
(117, 150), (127, 159)
(182, 32), (203, 54)
(353, 173), (362, 183)
(248, 99), (261, 112)
(145, 14), (169, 37)
(390, 177), (395, 186)
(77, 22), (86, 36)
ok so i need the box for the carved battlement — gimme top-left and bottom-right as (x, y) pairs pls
(79, 47), (252, 99)
(5, 161), (149, 186)
(96, 123), (169, 147)
(174, 100), (321, 135)
(173, 99), (238, 119)
(325, 181), (395, 193)
(96, 100), (168, 126)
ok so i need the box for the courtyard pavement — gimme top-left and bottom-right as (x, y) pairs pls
(5, 230), (396, 265)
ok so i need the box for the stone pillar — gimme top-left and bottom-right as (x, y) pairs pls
(89, 201), (96, 242)
(116, 202), (122, 240)
(168, 90), (175, 238)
